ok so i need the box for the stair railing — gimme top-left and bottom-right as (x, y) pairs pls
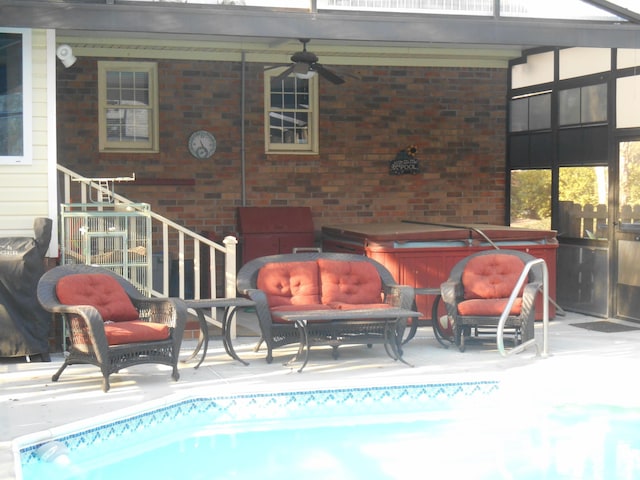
(56, 164), (239, 337)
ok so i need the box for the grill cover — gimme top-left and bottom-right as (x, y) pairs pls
(0, 218), (52, 358)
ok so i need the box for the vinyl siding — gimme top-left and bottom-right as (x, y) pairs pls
(0, 29), (52, 242)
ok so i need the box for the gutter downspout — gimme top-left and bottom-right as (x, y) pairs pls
(241, 50), (247, 206)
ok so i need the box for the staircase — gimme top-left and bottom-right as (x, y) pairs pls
(56, 164), (239, 338)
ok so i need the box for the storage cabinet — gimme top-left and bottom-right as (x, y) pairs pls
(237, 207), (315, 265)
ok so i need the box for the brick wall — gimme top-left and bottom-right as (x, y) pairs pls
(57, 58), (507, 241)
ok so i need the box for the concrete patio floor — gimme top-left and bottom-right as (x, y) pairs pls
(3, 310), (640, 479)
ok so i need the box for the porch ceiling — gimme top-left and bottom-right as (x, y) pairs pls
(2, 1), (640, 64)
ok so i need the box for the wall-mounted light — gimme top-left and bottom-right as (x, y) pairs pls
(56, 44), (77, 68)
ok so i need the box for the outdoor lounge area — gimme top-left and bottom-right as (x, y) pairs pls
(4, 307), (640, 478)
(3, 0), (640, 477)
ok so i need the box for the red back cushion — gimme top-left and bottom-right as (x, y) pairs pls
(56, 273), (139, 322)
(256, 261), (321, 308)
(462, 254), (525, 300)
(318, 259), (382, 305)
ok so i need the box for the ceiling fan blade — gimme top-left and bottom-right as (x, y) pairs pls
(313, 64), (345, 85)
(264, 63), (291, 72)
(271, 64), (296, 83)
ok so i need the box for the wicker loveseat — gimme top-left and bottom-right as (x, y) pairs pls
(37, 264), (187, 392)
(236, 252), (416, 365)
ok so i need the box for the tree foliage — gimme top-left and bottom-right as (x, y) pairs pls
(511, 170), (550, 220)
(558, 167), (600, 206)
(620, 142), (640, 206)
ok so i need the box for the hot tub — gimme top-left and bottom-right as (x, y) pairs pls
(322, 221), (557, 320)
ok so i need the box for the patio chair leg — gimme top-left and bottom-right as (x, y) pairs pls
(172, 366), (180, 382)
(101, 376), (110, 393)
(456, 327), (466, 352)
(51, 361), (69, 382)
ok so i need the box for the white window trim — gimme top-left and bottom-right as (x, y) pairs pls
(98, 61), (159, 153)
(264, 68), (319, 154)
(0, 28), (32, 165)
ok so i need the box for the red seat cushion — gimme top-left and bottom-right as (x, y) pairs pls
(318, 259), (383, 305)
(56, 273), (139, 322)
(462, 254), (526, 300)
(457, 298), (523, 316)
(104, 320), (170, 345)
(257, 261), (321, 308)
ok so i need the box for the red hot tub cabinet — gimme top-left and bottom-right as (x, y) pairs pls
(322, 222), (557, 320)
(237, 207), (315, 265)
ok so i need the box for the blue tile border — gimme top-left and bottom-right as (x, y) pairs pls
(19, 381), (499, 468)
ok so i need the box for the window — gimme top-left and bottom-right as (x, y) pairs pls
(509, 92), (551, 132)
(0, 29), (31, 165)
(510, 169), (551, 230)
(558, 83), (607, 126)
(98, 62), (158, 152)
(264, 69), (318, 154)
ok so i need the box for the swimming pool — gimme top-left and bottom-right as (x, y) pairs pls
(15, 381), (640, 479)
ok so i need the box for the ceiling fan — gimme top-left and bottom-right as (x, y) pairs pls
(268, 39), (346, 85)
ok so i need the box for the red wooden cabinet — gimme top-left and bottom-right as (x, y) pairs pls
(237, 207), (315, 265)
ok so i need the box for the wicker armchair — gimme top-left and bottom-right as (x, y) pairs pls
(37, 264), (187, 392)
(440, 249), (542, 352)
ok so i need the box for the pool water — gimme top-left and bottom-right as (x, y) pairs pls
(17, 382), (640, 479)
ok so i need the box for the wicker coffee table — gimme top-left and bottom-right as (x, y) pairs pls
(279, 307), (419, 372)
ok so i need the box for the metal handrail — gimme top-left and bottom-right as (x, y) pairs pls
(496, 258), (550, 358)
(401, 220), (500, 249)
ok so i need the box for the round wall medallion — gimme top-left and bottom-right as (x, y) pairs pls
(188, 130), (217, 159)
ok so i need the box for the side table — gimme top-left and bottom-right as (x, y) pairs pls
(182, 297), (256, 369)
(406, 287), (454, 348)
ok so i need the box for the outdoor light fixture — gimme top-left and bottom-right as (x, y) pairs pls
(56, 44), (77, 68)
(295, 70), (316, 80)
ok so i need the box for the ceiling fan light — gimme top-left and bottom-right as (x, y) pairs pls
(295, 70), (316, 79)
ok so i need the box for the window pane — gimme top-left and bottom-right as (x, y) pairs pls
(269, 111), (308, 144)
(106, 71), (120, 88)
(528, 93), (550, 130)
(509, 98), (528, 132)
(558, 166), (609, 239)
(0, 32), (23, 156)
(581, 83), (607, 123)
(559, 84), (607, 126)
(558, 88), (580, 126)
(617, 75), (640, 128)
(134, 72), (148, 89)
(619, 141), (640, 229)
(267, 70), (315, 150)
(510, 169), (551, 230)
(106, 108), (149, 142)
(559, 48), (610, 80)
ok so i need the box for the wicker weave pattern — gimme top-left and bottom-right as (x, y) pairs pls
(37, 264), (187, 392)
(237, 252), (415, 363)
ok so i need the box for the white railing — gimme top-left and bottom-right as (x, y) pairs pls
(56, 164), (239, 337)
(496, 258), (550, 358)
